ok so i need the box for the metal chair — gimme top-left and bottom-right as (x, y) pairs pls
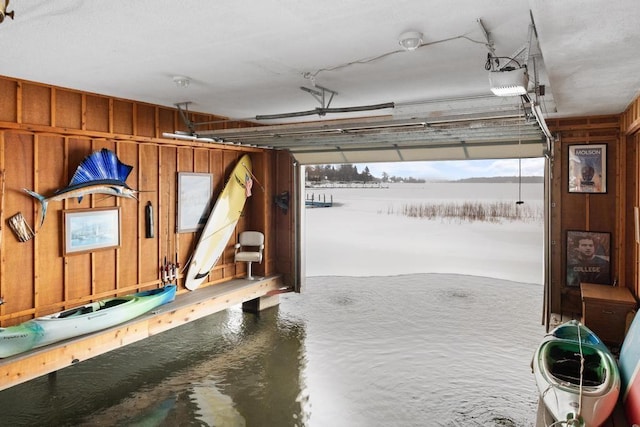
(234, 231), (264, 280)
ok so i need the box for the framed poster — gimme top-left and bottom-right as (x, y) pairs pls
(568, 144), (607, 193)
(63, 207), (121, 255)
(566, 230), (611, 287)
(177, 172), (213, 232)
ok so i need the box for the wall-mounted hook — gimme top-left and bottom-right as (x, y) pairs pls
(274, 191), (289, 214)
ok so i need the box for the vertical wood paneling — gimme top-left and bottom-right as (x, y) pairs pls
(618, 136), (629, 287)
(136, 104), (155, 138)
(194, 148), (209, 173)
(0, 76), (289, 325)
(159, 146), (177, 278)
(177, 146), (195, 276)
(0, 78), (17, 122)
(54, 89), (82, 129)
(65, 138), (94, 301)
(32, 137), (41, 308)
(65, 254), (91, 302)
(22, 84), (51, 126)
(91, 139), (118, 296)
(93, 235), (117, 295)
(119, 142), (141, 288)
(274, 150), (295, 285)
(4, 132), (35, 321)
(113, 100), (133, 135)
(211, 150), (224, 195)
(34, 135), (65, 310)
(108, 99), (114, 134)
(260, 151), (274, 277)
(549, 117), (622, 314)
(622, 130), (640, 297)
(85, 95), (110, 133)
(158, 108), (175, 136)
(138, 144), (159, 284)
(81, 94), (87, 130)
(16, 81), (22, 124)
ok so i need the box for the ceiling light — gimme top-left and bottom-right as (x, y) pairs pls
(399, 31), (423, 51)
(173, 76), (191, 89)
(489, 67), (529, 96)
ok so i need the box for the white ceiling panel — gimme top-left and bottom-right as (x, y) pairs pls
(1, 1), (636, 164)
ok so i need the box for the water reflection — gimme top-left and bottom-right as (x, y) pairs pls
(0, 274), (542, 426)
(0, 305), (308, 427)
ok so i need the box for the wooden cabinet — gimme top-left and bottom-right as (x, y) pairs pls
(581, 282), (637, 346)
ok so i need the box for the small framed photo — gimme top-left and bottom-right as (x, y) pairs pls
(63, 207), (121, 255)
(568, 144), (607, 193)
(177, 172), (213, 233)
(566, 230), (611, 287)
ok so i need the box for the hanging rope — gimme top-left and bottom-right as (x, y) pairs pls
(517, 158), (524, 205)
(516, 102), (524, 205)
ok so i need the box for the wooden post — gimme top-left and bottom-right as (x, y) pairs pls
(242, 294), (280, 313)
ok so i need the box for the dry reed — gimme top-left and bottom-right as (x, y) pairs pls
(392, 201), (543, 223)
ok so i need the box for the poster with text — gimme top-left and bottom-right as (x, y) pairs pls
(566, 230), (611, 287)
(568, 144), (607, 193)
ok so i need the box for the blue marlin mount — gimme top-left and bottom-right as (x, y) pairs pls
(24, 148), (138, 227)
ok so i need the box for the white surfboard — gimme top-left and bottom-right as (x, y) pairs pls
(184, 154), (252, 290)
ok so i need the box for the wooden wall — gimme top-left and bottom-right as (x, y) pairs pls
(622, 97), (640, 298)
(0, 76), (295, 327)
(547, 115), (622, 315)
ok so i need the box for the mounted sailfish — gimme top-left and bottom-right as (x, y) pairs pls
(24, 148), (138, 227)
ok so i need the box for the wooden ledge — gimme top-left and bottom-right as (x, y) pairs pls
(0, 275), (284, 391)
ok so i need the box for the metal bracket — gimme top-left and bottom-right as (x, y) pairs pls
(477, 18), (495, 55)
(299, 85), (338, 112)
(175, 102), (196, 134)
(501, 22), (536, 70)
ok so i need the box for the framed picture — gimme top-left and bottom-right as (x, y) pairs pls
(566, 230), (611, 287)
(63, 207), (121, 255)
(177, 172), (213, 233)
(568, 144), (607, 193)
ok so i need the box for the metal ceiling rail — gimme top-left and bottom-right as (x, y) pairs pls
(197, 117), (541, 144)
(180, 95), (551, 164)
(288, 138), (544, 154)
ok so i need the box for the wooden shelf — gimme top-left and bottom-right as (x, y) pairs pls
(0, 275), (284, 392)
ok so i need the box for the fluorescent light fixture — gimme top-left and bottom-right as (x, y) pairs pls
(162, 132), (215, 142)
(489, 67), (529, 96)
(399, 31), (423, 51)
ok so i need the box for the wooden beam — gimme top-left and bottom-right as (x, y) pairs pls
(0, 275), (282, 391)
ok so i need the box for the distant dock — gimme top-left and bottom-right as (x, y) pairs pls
(305, 193), (333, 208)
(306, 182), (389, 189)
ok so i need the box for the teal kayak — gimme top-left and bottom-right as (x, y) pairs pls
(0, 285), (176, 358)
(532, 320), (620, 426)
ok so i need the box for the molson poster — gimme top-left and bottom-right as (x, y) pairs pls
(568, 144), (607, 193)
